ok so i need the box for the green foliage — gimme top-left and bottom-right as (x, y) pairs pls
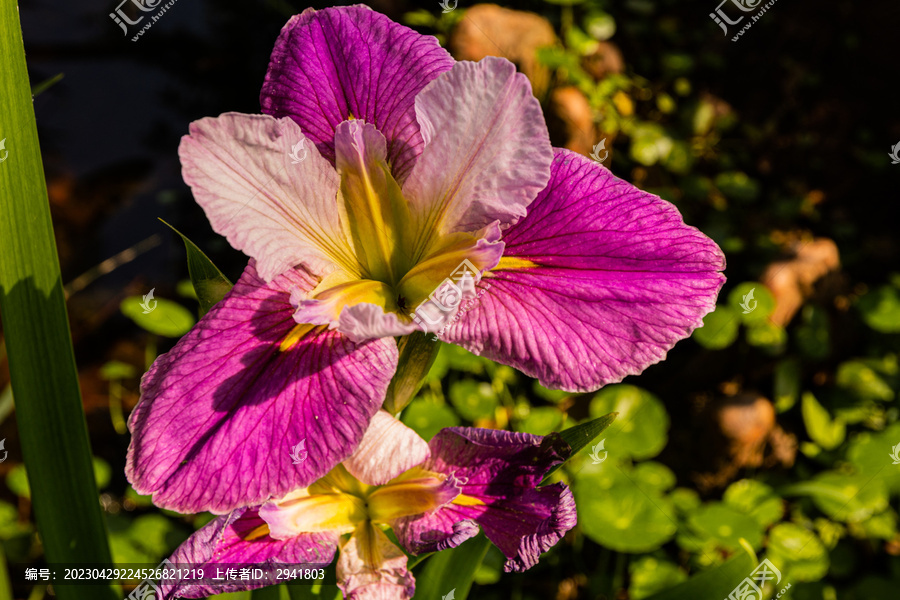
(0, 6), (117, 596)
(6, 458), (112, 499)
(401, 396), (460, 441)
(728, 283), (776, 325)
(766, 523), (829, 582)
(642, 549), (756, 600)
(692, 305), (740, 349)
(160, 221), (233, 317)
(801, 392), (846, 450)
(628, 557), (686, 599)
(723, 480), (783, 527)
(857, 284), (900, 333)
(589, 385), (668, 460)
(449, 380), (499, 421)
(684, 503), (765, 551)
(121, 295), (196, 337)
(413, 535), (490, 600)
(575, 463), (678, 552)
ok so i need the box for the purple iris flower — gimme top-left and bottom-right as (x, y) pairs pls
(156, 412), (576, 599)
(126, 5), (724, 515)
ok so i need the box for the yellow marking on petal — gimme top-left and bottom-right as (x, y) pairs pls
(267, 491), (367, 534)
(451, 494), (486, 506)
(367, 477), (454, 522)
(494, 256), (538, 270)
(243, 523), (271, 541)
(338, 146), (412, 285)
(396, 231), (498, 308)
(310, 279), (398, 323)
(312, 464), (372, 497)
(279, 323), (318, 352)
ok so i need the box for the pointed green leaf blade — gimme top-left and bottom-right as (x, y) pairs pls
(644, 544), (757, 600)
(542, 412), (618, 481)
(160, 219), (233, 317)
(413, 534), (490, 600)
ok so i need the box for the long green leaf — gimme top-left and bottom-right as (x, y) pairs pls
(413, 534), (490, 600)
(644, 542), (757, 600)
(0, 4), (116, 599)
(160, 219), (233, 317)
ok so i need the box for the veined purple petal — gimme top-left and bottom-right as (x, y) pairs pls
(393, 428), (575, 572)
(179, 112), (349, 282)
(260, 5), (454, 183)
(157, 508), (336, 599)
(444, 149), (726, 391)
(403, 57), (553, 249)
(126, 261), (398, 514)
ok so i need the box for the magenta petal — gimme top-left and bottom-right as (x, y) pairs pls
(393, 428), (575, 572)
(260, 5), (454, 183)
(126, 261), (398, 514)
(445, 149), (726, 391)
(158, 508), (336, 599)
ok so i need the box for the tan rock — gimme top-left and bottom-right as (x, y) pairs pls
(582, 41), (624, 81)
(717, 392), (776, 468)
(449, 4), (557, 98)
(548, 86), (597, 156)
(762, 238), (840, 326)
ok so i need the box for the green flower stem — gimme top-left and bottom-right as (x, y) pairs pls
(383, 332), (442, 415)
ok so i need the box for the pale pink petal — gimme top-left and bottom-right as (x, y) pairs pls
(403, 57), (553, 246)
(343, 410), (430, 486)
(179, 112), (351, 282)
(337, 524), (415, 600)
(337, 303), (417, 342)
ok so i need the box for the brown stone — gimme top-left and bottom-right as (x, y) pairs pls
(449, 4), (557, 98)
(548, 86), (597, 156)
(762, 238), (840, 326)
(582, 41), (624, 81)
